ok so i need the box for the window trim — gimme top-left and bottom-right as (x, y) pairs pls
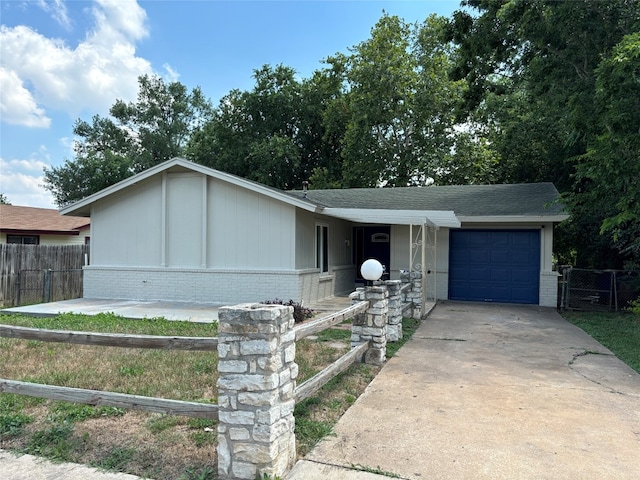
(315, 223), (329, 274)
(7, 234), (40, 245)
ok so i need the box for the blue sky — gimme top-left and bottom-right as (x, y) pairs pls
(1, 0), (461, 208)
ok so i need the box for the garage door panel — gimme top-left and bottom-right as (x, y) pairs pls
(491, 232), (510, 247)
(512, 250), (534, 264)
(490, 268), (511, 282)
(469, 267), (491, 281)
(469, 249), (491, 262)
(490, 286), (510, 301)
(468, 285), (490, 299)
(449, 230), (540, 304)
(511, 286), (538, 303)
(491, 250), (510, 264)
(512, 268), (536, 283)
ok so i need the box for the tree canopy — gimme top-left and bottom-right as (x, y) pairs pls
(446, 0), (640, 267)
(43, 75), (213, 206)
(44, 3), (640, 267)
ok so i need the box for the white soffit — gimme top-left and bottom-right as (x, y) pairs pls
(322, 208), (461, 228)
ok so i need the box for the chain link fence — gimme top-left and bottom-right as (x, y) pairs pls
(558, 267), (640, 312)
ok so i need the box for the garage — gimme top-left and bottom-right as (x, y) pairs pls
(449, 229), (541, 304)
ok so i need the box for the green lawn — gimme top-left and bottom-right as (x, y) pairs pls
(562, 311), (640, 373)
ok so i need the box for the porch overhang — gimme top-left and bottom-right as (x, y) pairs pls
(320, 208), (461, 228)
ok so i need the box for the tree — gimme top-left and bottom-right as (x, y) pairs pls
(336, 14), (471, 187)
(446, 0), (640, 267)
(573, 33), (640, 268)
(0, 193), (10, 205)
(44, 75), (213, 206)
(188, 65), (344, 190)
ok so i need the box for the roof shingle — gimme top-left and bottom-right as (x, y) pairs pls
(0, 205), (90, 234)
(285, 183), (566, 217)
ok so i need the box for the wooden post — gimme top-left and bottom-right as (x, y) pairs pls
(43, 269), (52, 303)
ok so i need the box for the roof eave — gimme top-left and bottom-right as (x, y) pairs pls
(457, 214), (570, 223)
(321, 208), (461, 228)
(60, 158), (320, 217)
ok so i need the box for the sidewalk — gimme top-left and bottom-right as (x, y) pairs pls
(0, 449), (141, 480)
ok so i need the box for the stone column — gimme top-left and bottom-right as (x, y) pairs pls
(351, 285), (388, 365)
(384, 280), (403, 341)
(403, 272), (423, 319)
(217, 303), (297, 480)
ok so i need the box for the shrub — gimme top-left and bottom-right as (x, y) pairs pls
(262, 298), (314, 323)
(628, 297), (640, 316)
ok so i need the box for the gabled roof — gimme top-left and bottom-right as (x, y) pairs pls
(0, 205), (90, 235)
(60, 158), (321, 217)
(285, 183), (568, 223)
(59, 158), (567, 226)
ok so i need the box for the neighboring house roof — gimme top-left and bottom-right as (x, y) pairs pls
(59, 158), (567, 226)
(0, 205), (90, 235)
(285, 183), (568, 223)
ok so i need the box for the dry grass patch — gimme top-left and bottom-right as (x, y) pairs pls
(1, 313), (382, 478)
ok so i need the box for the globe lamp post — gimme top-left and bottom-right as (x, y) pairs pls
(361, 259), (383, 286)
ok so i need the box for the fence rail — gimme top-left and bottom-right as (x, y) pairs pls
(0, 283), (418, 479)
(294, 341), (369, 403)
(0, 322), (219, 420)
(0, 379), (218, 419)
(0, 324), (218, 350)
(293, 300), (369, 340)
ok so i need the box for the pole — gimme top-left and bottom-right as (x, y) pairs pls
(421, 223), (426, 317)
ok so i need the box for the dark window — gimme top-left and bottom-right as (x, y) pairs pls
(7, 235), (39, 245)
(316, 224), (329, 273)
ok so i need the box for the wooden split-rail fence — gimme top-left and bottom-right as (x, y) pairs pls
(0, 300), (371, 421)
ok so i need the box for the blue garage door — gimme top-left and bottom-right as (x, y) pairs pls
(449, 230), (540, 304)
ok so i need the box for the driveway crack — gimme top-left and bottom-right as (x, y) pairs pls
(568, 349), (627, 395)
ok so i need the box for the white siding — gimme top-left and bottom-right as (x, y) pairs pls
(295, 210), (352, 270)
(295, 210), (315, 269)
(208, 178), (296, 269)
(166, 173), (204, 267)
(91, 176), (163, 266)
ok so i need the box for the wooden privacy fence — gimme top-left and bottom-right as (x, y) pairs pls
(0, 244), (89, 307)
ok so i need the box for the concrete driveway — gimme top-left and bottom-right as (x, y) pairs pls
(295, 302), (640, 479)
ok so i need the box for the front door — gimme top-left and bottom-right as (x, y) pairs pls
(354, 226), (391, 282)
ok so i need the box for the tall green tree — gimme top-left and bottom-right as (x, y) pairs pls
(573, 33), (640, 268)
(43, 75), (212, 206)
(336, 14), (486, 187)
(188, 65), (344, 190)
(0, 193), (11, 205)
(447, 0), (640, 267)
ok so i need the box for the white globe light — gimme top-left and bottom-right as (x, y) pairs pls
(361, 259), (383, 281)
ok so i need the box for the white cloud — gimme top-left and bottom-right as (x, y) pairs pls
(0, 0), (152, 127)
(36, 0), (72, 30)
(0, 157), (56, 208)
(0, 67), (52, 127)
(163, 63), (180, 82)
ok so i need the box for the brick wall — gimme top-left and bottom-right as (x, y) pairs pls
(539, 271), (560, 307)
(83, 266), (356, 305)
